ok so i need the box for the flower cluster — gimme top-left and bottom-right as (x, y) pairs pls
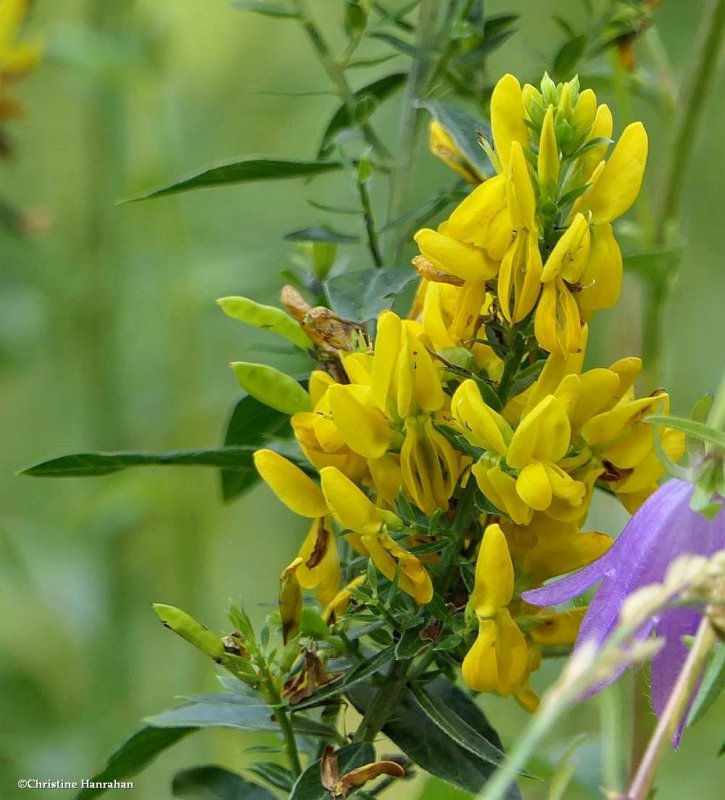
(238, 73), (685, 711)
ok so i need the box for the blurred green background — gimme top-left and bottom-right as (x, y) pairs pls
(2, 1), (723, 798)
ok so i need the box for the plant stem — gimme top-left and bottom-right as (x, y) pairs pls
(496, 328), (526, 404)
(386, 0), (439, 265)
(266, 678), (303, 776)
(626, 617), (717, 800)
(655, 0), (725, 245)
(354, 658), (411, 742)
(357, 173), (384, 267)
(292, 0), (389, 159)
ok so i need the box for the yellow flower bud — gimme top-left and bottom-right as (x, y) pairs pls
(491, 73), (530, 173)
(538, 106), (559, 189)
(280, 557), (303, 643)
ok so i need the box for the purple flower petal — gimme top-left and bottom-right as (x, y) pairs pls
(651, 607), (703, 747)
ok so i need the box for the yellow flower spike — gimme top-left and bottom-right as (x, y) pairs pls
(470, 523), (515, 616)
(495, 608), (529, 693)
(507, 395), (572, 469)
(414, 228), (499, 282)
(445, 173), (513, 260)
(371, 310), (402, 416)
(279, 557), (303, 644)
(491, 73), (529, 173)
(296, 518), (341, 605)
(577, 122), (648, 224)
(322, 575), (366, 623)
(462, 618), (500, 692)
(451, 379), (510, 454)
(506, 141), (537, 232)
(571, 88), (597, 137)
(577, 222), (622, 313)
(498, 230), (543, 323)
(529, 607), (586, 646)
(534, 278), (583, 355)
(327, 385), (393, 459)
(362, 531), (434, 604)
(429, 119), (482, 183)
(320, 466), (389, 534)
(253, 449), (327, 518)
(538, 106), (560, 190)
(541, 213), (591, 284)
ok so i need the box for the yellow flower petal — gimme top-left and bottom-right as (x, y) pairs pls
(320, 467), (385, 533)
(371, 310), (402, 416)
(470, 523), (515, 615)
(253, 449), (327, 518)
(506, 141), (537, 232)
(508, 395), (571, 467)
(462, 618), (500, 692)
(451, 379), (510, 453)
(496, 608), (529, 694)
(414, 228), (498, 281)
(537, 106), (559, 189)
(515, 461), (553, 511)
(541, 213), (591, 284)
(577, 103), (613, 181)
(328, 384), (393, 459)
(578, 122), (648, 224)
(578, 222), (622, 313)
(491, 74), (529, 173)
(297, 518), (341, 605)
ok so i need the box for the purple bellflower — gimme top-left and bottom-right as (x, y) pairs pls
(523, 479), (724, 744)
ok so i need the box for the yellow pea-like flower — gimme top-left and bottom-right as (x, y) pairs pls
(533, 277), (583, 356)
(451, 379), (510, 454)
(462, 610), (528, 695)
(498, 230), (543, 323)
(507, 395), (571, 469)
(327, 385), (394, 459)
(528, 607), (587, 646)
(362, 531), (434, 605)
(413, 228), (499, 282)
(253, 449), (327, 518)
(541, 213), (591, 284)
(577, 222), (623, 314)
(296, 518), (341, 606)
(429, 119), (482, 183)
(469, 523), (514, 617)
(537, 106), (559, 190)
(575, 122), (648, 224)
(491, 73), (529, 173)
(320, 466), (391, 535)
(506, 141), (537, 232)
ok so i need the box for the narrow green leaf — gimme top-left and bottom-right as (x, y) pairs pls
(290, 743), (375, 800)
(21, 447), (259, 477)
(418, 100), (494, 180)
(232, 1), (300, 18)
(688, 645), (725, 726)
(408, 682), (512, 770)
(367, 32), (416, 55)
(552, 34), (588, 81)
(284, 226), (360, 244)
(324, 268), (416, 322)
(172, 766), (277, 800)
(146, 696), (335, 738)
(318, 72), (407, 156)
(127, 158), (342, 201)
(292, 647), (395, 710)
(348, 679), (521, 798)
(231, 362), (312, 415)
(451, 30), (516, 66)
(647, 415), (725, 451)
(75, 727), (195, 800)
(218, 296), (313, 349)
(247, 762), (294, 791)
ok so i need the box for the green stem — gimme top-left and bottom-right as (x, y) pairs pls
(386, 0), (439, 265)
(292, 0), (389, 159)
(357, 173), (384, 267)
(496, 328), (526, 404)
(354, 658), (411, 742)
(655, 0), (725, 245)
(626, 617), (717, 800)
(266, 679), (303, 776)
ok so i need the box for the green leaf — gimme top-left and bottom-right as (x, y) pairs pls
(146, 696), (336, 738)
(247, 762), (294, 791)
(292, 647), (395, 710)
(348, 679), (521, 798)
(290, 743), (375, 800)
(451, 30), (516, 66)
(232, 1), (299, 18)
(647, 415), (725, 451)
(231, 362), (312, 415)
(172, 766), (277, 799)
(21, 447), (259, 477)
(128, 159), (342, 201)
(395, 625), (428, 659)
(408, 682), (513, 771)
(318, 72), (407, 156)
(218, 296), (313, 349)
(75, 727), (195, 800)
(367, 32), (416, 55)
(324, 268), (416, 322)
(688, 644), (725, 726)
(284, 226), (360, 244)
(219, 394), (290, 502)
(419, 100), (494, 180)
(552, 34), (588, 81)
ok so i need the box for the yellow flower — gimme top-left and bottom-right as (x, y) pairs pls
(462, 524), (528, 694)
(428, 119), (483, 183)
